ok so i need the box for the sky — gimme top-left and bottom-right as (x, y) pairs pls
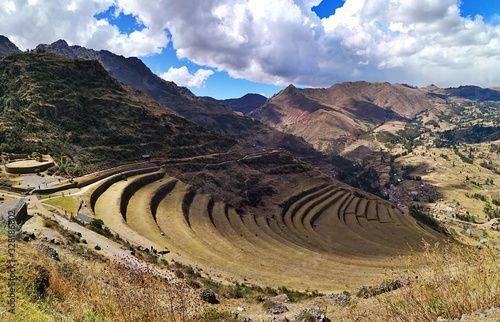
(2, 0), (500, 99)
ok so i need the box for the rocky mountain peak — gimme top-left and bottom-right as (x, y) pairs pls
(51, 39), (69, 47)
(0, 35), (22, 56)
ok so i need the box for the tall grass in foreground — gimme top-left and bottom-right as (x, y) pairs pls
(347, 241), (500, 321)
(0, 234), (217, 322)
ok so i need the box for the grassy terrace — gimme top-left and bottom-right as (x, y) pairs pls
(82, 170), (445, 292)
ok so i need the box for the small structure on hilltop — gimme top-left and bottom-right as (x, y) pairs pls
(0, 198), (28, 225)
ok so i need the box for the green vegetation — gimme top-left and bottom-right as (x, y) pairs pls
(453, 147), (474, 164)
(43, 196), (80, 214)
(465, 192), (488, 202)
(483, 202), (500, 219)
(0, 52), (234, 176)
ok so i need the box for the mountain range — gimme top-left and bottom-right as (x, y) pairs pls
(29, 37), (500, 157)
(2, 35), (500, 194)
(252, 82), (500, 153)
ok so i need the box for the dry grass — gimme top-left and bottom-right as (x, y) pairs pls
(0, 233), (215, 322)
(335, 241), (500, 321)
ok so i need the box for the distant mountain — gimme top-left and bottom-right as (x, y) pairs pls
(0, 35), (21, 56)
(251, 81), (500, 153)
(201, 93), (267, 114)
(442, 85), (500, 101)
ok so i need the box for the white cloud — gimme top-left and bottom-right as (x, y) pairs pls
(3, 0), (500, 88)
(0, 0), (168, 57)
(160, 66), (214, 88)
(149, 0), (500, 88)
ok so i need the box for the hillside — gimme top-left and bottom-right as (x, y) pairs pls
(35, 40), (315, 158)
(0, 51), (235, 175)
(0, 49), (451, 293)
(201, 93), (267, 114)
(251, 82), (500, 155)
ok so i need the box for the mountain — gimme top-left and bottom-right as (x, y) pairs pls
(35, 40), (316, 158)
(251, 81), (500, 153)
(36, 40), (227, 120)
(0, 35), (21, 56)
(0, 51), (235, 175)
(201, 93), (267, 114)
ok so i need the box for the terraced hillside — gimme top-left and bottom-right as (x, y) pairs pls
(0, 51), (235, 175)
(85, 168), (444, 292)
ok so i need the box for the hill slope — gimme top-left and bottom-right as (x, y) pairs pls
(251, 82), (440, 152)
(0, 52), (235, 175)
(252, 82), (500, 154)
(35, 40), (316, 158)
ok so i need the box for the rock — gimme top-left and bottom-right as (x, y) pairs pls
(324, 293), (352, 305)
(200, 288), (218, 304)
(269, 317), (289, 322)
(32, 244), (59, 261)
(271, 294), (290, 303)
(94, 245), (101, 250)
(294, 307), (330, 322)
(257, 295), (270, 302)
(268, 302), (288, 315)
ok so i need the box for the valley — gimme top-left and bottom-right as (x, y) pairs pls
(0, 37), (499, 321)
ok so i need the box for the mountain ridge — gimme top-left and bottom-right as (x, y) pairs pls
(35, 39), (321, 160)
(201, 93), (267, 114)
(251, 81), (500, 153)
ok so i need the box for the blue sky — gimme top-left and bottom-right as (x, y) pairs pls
(99, 0), (500, 99)
(3, 0), (500, 99)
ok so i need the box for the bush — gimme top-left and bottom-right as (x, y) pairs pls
(200, 289), (219, 304)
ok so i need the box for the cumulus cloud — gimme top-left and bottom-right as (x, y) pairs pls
(2, 0), (500, 88)
(0, 0), (168, 57)
(160, 66), (214, 88)
(151, 0), (500, 87)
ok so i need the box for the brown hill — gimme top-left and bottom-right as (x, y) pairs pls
(0, 51), (235, 173)
(251, 82), (494, 153)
